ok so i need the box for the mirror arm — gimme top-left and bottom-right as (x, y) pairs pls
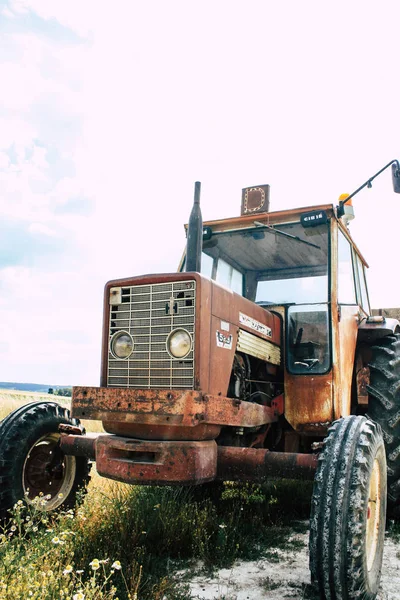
(337, 159), (400, 217)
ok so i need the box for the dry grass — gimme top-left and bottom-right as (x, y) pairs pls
(0, 390), (104, 433)
(0, 394), (315, 600)
(0, 390), (68, 420)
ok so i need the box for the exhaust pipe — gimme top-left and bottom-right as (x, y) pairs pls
(185, 181), (202, 272)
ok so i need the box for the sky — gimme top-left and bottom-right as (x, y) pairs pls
(1, 0), (400, 385)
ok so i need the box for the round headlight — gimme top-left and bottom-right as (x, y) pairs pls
(110, 331), (134, 359)
(166, 329), (192, 359)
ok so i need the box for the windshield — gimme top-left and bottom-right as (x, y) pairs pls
(252, 223), (329, 305)
(197, 220), (329, 304)
(256, 274), (327, 305)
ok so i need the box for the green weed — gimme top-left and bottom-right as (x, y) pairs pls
(0, 476), (313, 600)
(0, 399), (315, 599)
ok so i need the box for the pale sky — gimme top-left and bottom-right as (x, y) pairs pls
(1, 0), (400, 385)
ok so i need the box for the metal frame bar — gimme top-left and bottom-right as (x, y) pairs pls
(337, 159), (400, 216)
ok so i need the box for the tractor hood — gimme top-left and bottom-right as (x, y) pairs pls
(101, 272), (281, 396)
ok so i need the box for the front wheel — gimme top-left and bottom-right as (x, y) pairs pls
(309, 416), (387, 600)
(0, 402), (91, 519)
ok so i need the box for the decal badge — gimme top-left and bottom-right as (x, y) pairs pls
(216, 331), (233, 349)
(239, 312), (272, 338)
(220, 320), (230, 332)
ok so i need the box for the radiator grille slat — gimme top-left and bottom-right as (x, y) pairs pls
(107, 280), (196, 389)
(237, 329), (281, 365)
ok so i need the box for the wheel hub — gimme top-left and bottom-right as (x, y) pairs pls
(24, 442), (65, 498)
(22, 433), (77, 510)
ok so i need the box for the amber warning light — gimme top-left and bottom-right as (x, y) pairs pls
(338, 193), (355, 226)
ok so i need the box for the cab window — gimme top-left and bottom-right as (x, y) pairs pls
(354, 253), (370, 314)
(180, 252), (243, 295)
(287, 304), (330, 374)
(201, 252), (214, 279)
(215, 258), (243, 295)
(338, 230), (357, 304)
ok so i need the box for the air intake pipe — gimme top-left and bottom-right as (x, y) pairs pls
(185, 181), (202, 272)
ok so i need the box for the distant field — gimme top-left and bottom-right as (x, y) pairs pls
(0, 389), (69, 420)
(0, 389), (102, 432)
(0, 388), (64, 400)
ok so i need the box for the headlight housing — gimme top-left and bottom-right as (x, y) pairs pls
(166, 328), (192, 359)
(110, 331), (134, 359)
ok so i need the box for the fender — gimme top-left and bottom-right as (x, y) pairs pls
(358, 316), (400, 343)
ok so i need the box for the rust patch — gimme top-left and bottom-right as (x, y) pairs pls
(271, 394), (284, 416)
(284, 372), (333, 433)
(95, 437), (217, 485)
(59, 433), (97, 459)
(72, 387), (278, 441)
(216, 447), (318, 481)
(296, 421), (330, 435)
(59, 424), (82, 436)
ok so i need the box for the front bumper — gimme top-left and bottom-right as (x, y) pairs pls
(59, 431), (318, 486)
(72, 386), (280, 440)
(66, 386), (292, 486)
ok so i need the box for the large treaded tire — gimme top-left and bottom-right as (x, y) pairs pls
(310, 416), (387, 600)
(367, 333), (400, 513)
(0, 402), (91, 520)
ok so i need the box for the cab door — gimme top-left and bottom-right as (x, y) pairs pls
(333, 223), (362, 419)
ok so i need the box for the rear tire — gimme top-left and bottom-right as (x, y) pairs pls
(310, 416), (386, 600)
(367, 333), (400, 513)
(0, 402), (91, 520)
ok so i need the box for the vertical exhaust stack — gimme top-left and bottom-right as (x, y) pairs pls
(186, 181), (203, 272)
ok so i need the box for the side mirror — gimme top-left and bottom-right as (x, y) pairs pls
(392, 163), (400, 193)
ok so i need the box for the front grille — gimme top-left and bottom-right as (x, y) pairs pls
(107, 280), (196, 389)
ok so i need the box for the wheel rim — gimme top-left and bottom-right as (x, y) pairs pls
(366, 458), (381, 571)
(22, 433), (76, 510)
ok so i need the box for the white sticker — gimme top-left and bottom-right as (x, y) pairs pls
(216, 331), (233, 349)
(239, 312), (272, 337)
(220, 320), (230, 332)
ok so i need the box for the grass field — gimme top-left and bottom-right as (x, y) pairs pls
(0, 390), (70, 420)
(0, 390), (103, 433)
(1, 393), (399, 599)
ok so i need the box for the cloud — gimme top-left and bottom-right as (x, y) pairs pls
(0, 218), (67, 268)
(1, 0), (400, 388)
(0, 265), (102, 384)
(0, 3), (99, 384)
(28, 222), (56, 237)
(1, 0), (85, 43)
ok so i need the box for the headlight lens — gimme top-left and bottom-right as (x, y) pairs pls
(110, 331), (134, 359)
(166, 329), (192, 359)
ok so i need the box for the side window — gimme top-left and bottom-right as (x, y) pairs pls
(287, 304), (331, 374)
(338, 230), (357, 304)
(216, 258), (243, 295)
(201, 253), (214, 278)
(355, 255), (370, 314)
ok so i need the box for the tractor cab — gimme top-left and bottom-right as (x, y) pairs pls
(181, 190), (381, 434)
(199, 204), (332, 377)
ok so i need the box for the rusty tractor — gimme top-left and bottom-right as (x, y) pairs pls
(1, 160), (400, 599)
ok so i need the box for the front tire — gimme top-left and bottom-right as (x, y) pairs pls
(310, 416), (387, 600)
(0, 402), (91, 519)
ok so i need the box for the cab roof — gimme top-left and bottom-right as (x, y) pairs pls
(184, 202), (368, 268)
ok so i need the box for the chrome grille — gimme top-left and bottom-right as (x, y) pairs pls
(107, 280), (196, 388)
